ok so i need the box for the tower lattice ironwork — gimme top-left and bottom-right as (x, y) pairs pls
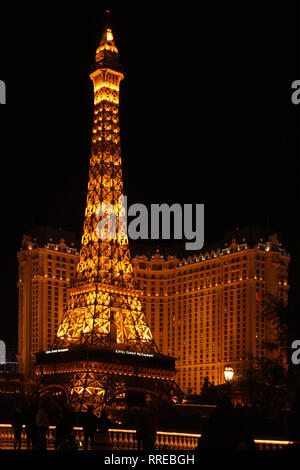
(35, 15), (182, 414)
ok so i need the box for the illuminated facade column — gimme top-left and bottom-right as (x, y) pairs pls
(17, 228), (79, 377)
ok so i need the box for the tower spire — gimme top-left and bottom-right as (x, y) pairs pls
(94, 11), (121, 72)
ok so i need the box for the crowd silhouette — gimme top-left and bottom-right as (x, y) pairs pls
(7, 396), (112, 451)
(6, 397), (160, 452)
(3, 392), (298, 452)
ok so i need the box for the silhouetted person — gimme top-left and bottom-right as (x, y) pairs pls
(135, 406), (158, 451)
(55, 405), (74, 451)
(94, 409), (112, 450)
(133, 407), (143, 450)
(11, 406), (23, 450)
(54, 407), (64, 450)
(35, 401), (49, 451)
(23, 399), (37, 449)
(196, 395), (255, 451)
(83, 406), (98, 450)
(98, 409), (111, 433)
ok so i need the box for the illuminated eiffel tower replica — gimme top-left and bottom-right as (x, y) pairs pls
(35, 14), (182, 415)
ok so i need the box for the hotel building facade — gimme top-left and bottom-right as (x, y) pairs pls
(132, 228), (290, 393)
(17, 227), (79, 378)
(18, 226), (289, 390)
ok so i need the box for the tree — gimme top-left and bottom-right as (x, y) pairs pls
(262, 294), (289, 360)
(238, 358), (288, 409)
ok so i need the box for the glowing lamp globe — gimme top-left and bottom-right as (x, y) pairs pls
(224, 365), (234, 382)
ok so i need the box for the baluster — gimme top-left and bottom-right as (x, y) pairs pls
(79, 428), (84, 450)
(123, 431), (128, 449)
(115, 430), (121, 449)
(122, 431), (127, 449)
(8, 426), (14, 448)
(128, 431), (134, 449)
(5, 426), (8, 448)
(125, 431), (131, 449)
(21, 425), (25, 448)
(74, 428), (81, 449)
(4, 427), (9, 448)
(127, 431), (134, 449)
(119, 432), (125, 449)
(112, 430), (116, 448)
(129, 431), (134, 449)
(118, 431), (123, 449)
(46, 427), (50, 449)
(46, 427), (52, 449)
(133, 431), (137, 448)
(51, 427), (56, 449)
(108, 431), (113, 449)
(121, 431), (127, 449)
(111, 431), (117, 449)
(115, 431), (120, 449)
(163, 433), (168, 449)
(155, 433), (160, 450)
(154, 433), (163, 450)
(132, 431), (138, 449)
(1, 427), (7, 448)
(2, 427), (7, 448)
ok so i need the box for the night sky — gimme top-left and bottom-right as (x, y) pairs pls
(0, 3), (299, 347)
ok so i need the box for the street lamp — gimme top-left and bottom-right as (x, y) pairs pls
(224, 365), (234, 382)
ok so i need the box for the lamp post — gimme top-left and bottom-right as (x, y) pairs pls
(224, 365), (234, 382)
(224, 365), (234, 402)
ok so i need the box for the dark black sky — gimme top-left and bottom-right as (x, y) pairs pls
(0, 3), (299, 346)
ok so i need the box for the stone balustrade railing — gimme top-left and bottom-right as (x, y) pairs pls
(0, 424), (294, 451)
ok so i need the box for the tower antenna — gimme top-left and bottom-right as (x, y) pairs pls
(105, 9), (110, 28)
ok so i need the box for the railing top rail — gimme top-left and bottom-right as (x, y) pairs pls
(156, 431), (201, 438)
